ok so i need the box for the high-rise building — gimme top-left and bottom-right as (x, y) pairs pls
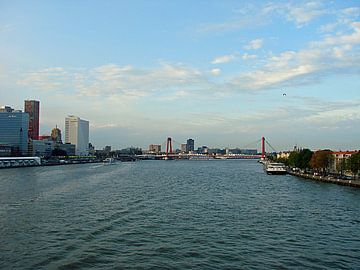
(0, 106), (29, 156)
(51, 126), (62, 143)
(24, 100), (40, 140)
(65, 115), (89, 156)
(186, 138), (194, 152)
(180, 143), (187, 152)
(149, 144), (161, 154)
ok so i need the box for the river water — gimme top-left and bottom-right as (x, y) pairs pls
(0, 160), (359, 269)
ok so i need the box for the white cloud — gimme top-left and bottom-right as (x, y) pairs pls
(0, 24), (14, 33)
(200, 1), (330, 34)
(286, 2), (327, 28)
(211, 68), (221, 76)
(211, 54), (236, 64)
(18, 62), (208, 101)
(318, 22), (337, 33)
(244, 39), (263, 50)
(242, 53), (257, 60)
(230, 21), (360, 90)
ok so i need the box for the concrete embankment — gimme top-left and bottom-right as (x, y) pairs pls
(289, 171), (360, 188)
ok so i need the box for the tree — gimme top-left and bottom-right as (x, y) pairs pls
(348, 152), (360, 177)
(310, 150), (333, 173)
(298, 149), (313, 169)
(288, 151), (300, 167)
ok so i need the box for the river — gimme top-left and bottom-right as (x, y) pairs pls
(0, 160), (359, 269)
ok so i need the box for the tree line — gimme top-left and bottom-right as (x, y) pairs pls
(276, 149), (360, 176)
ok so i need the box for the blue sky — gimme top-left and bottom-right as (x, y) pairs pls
(1, 0), (359, 151)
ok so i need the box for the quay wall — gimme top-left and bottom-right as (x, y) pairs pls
(289, 170), (360, 188)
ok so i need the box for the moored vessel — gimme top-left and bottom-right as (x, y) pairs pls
(264, 162), (287, 175)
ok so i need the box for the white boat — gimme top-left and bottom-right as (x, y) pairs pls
(103, 158), (117, 165)
(264, 162), (287, 175)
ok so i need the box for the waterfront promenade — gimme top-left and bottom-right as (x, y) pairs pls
(289, 170), (360, 188)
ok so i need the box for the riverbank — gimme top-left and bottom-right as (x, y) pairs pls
(289, 170), (360, 188)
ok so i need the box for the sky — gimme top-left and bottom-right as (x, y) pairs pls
(1, 0), (359, 151)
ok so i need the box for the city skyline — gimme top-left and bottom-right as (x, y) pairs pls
(1, 1), (359, 150)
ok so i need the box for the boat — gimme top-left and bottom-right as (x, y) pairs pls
(264, 162), (287, 175)
(103, 157), (117, 165)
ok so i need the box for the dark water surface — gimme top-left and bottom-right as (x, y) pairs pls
(1, 160), (359, 269)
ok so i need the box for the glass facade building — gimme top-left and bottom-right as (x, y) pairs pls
(0, 108), (29, 156)
(186, 138), (195, 152)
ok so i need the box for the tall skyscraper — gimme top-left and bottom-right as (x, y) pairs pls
(24, 100), (40, 140)
(186, 138), (194, 152)
(0, 106), (29, 155)
(65, 115), (89, 156)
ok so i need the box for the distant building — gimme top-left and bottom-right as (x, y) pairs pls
(24, 100), (40, 140)
(186, 139), (194, 152)
(0, 106), (29, 156)
(198, 146), (208, 154)
(51, 126), (62, 143)
(239, 149), (258, 155)
(28, 140), (54, 157)
(149, 144), (161, 154)
(0, 145), (12, 157)
(332, 151), (358, 173)
(180, 144), (187, 153)
(65, 115), (89, 156)
(39, 135), (51, 140)
(277, 151), (291, 159)
(57, 143), (76, 156)
(208, 148), (225, 155)
(104, 145), (111, 153)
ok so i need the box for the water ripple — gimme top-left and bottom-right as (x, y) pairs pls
(0, 160), (359, 269)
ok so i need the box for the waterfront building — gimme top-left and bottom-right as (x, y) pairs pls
(104, 145), (111, 153)
(0, 106), (29, 156)
(65, 115), (89, 156)
(57, 143), (76, 156)
(197, 146), (209, 154)
(24, 100), (40, 140)
(28, 140), (54, 157)
(277, 151), (291, 159)
(180, 144), (187, 153)
(149, 144), (161, 154)
(332, 151), (358, 173)
(241, 149), (257, 155)
(51, 126), (62, 143)
(186, 139), (194, 152)
(0, 145), (12, 157)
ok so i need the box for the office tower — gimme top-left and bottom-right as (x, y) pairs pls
(180, 144), (187, 152)
(65, 115), (89, 156)
(186, 138), (194, 152)
(51, 126), (62, 143)
(0, 106), (29, 155)
(149, 144), (161, 154)
(24, 100), (40, 140)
